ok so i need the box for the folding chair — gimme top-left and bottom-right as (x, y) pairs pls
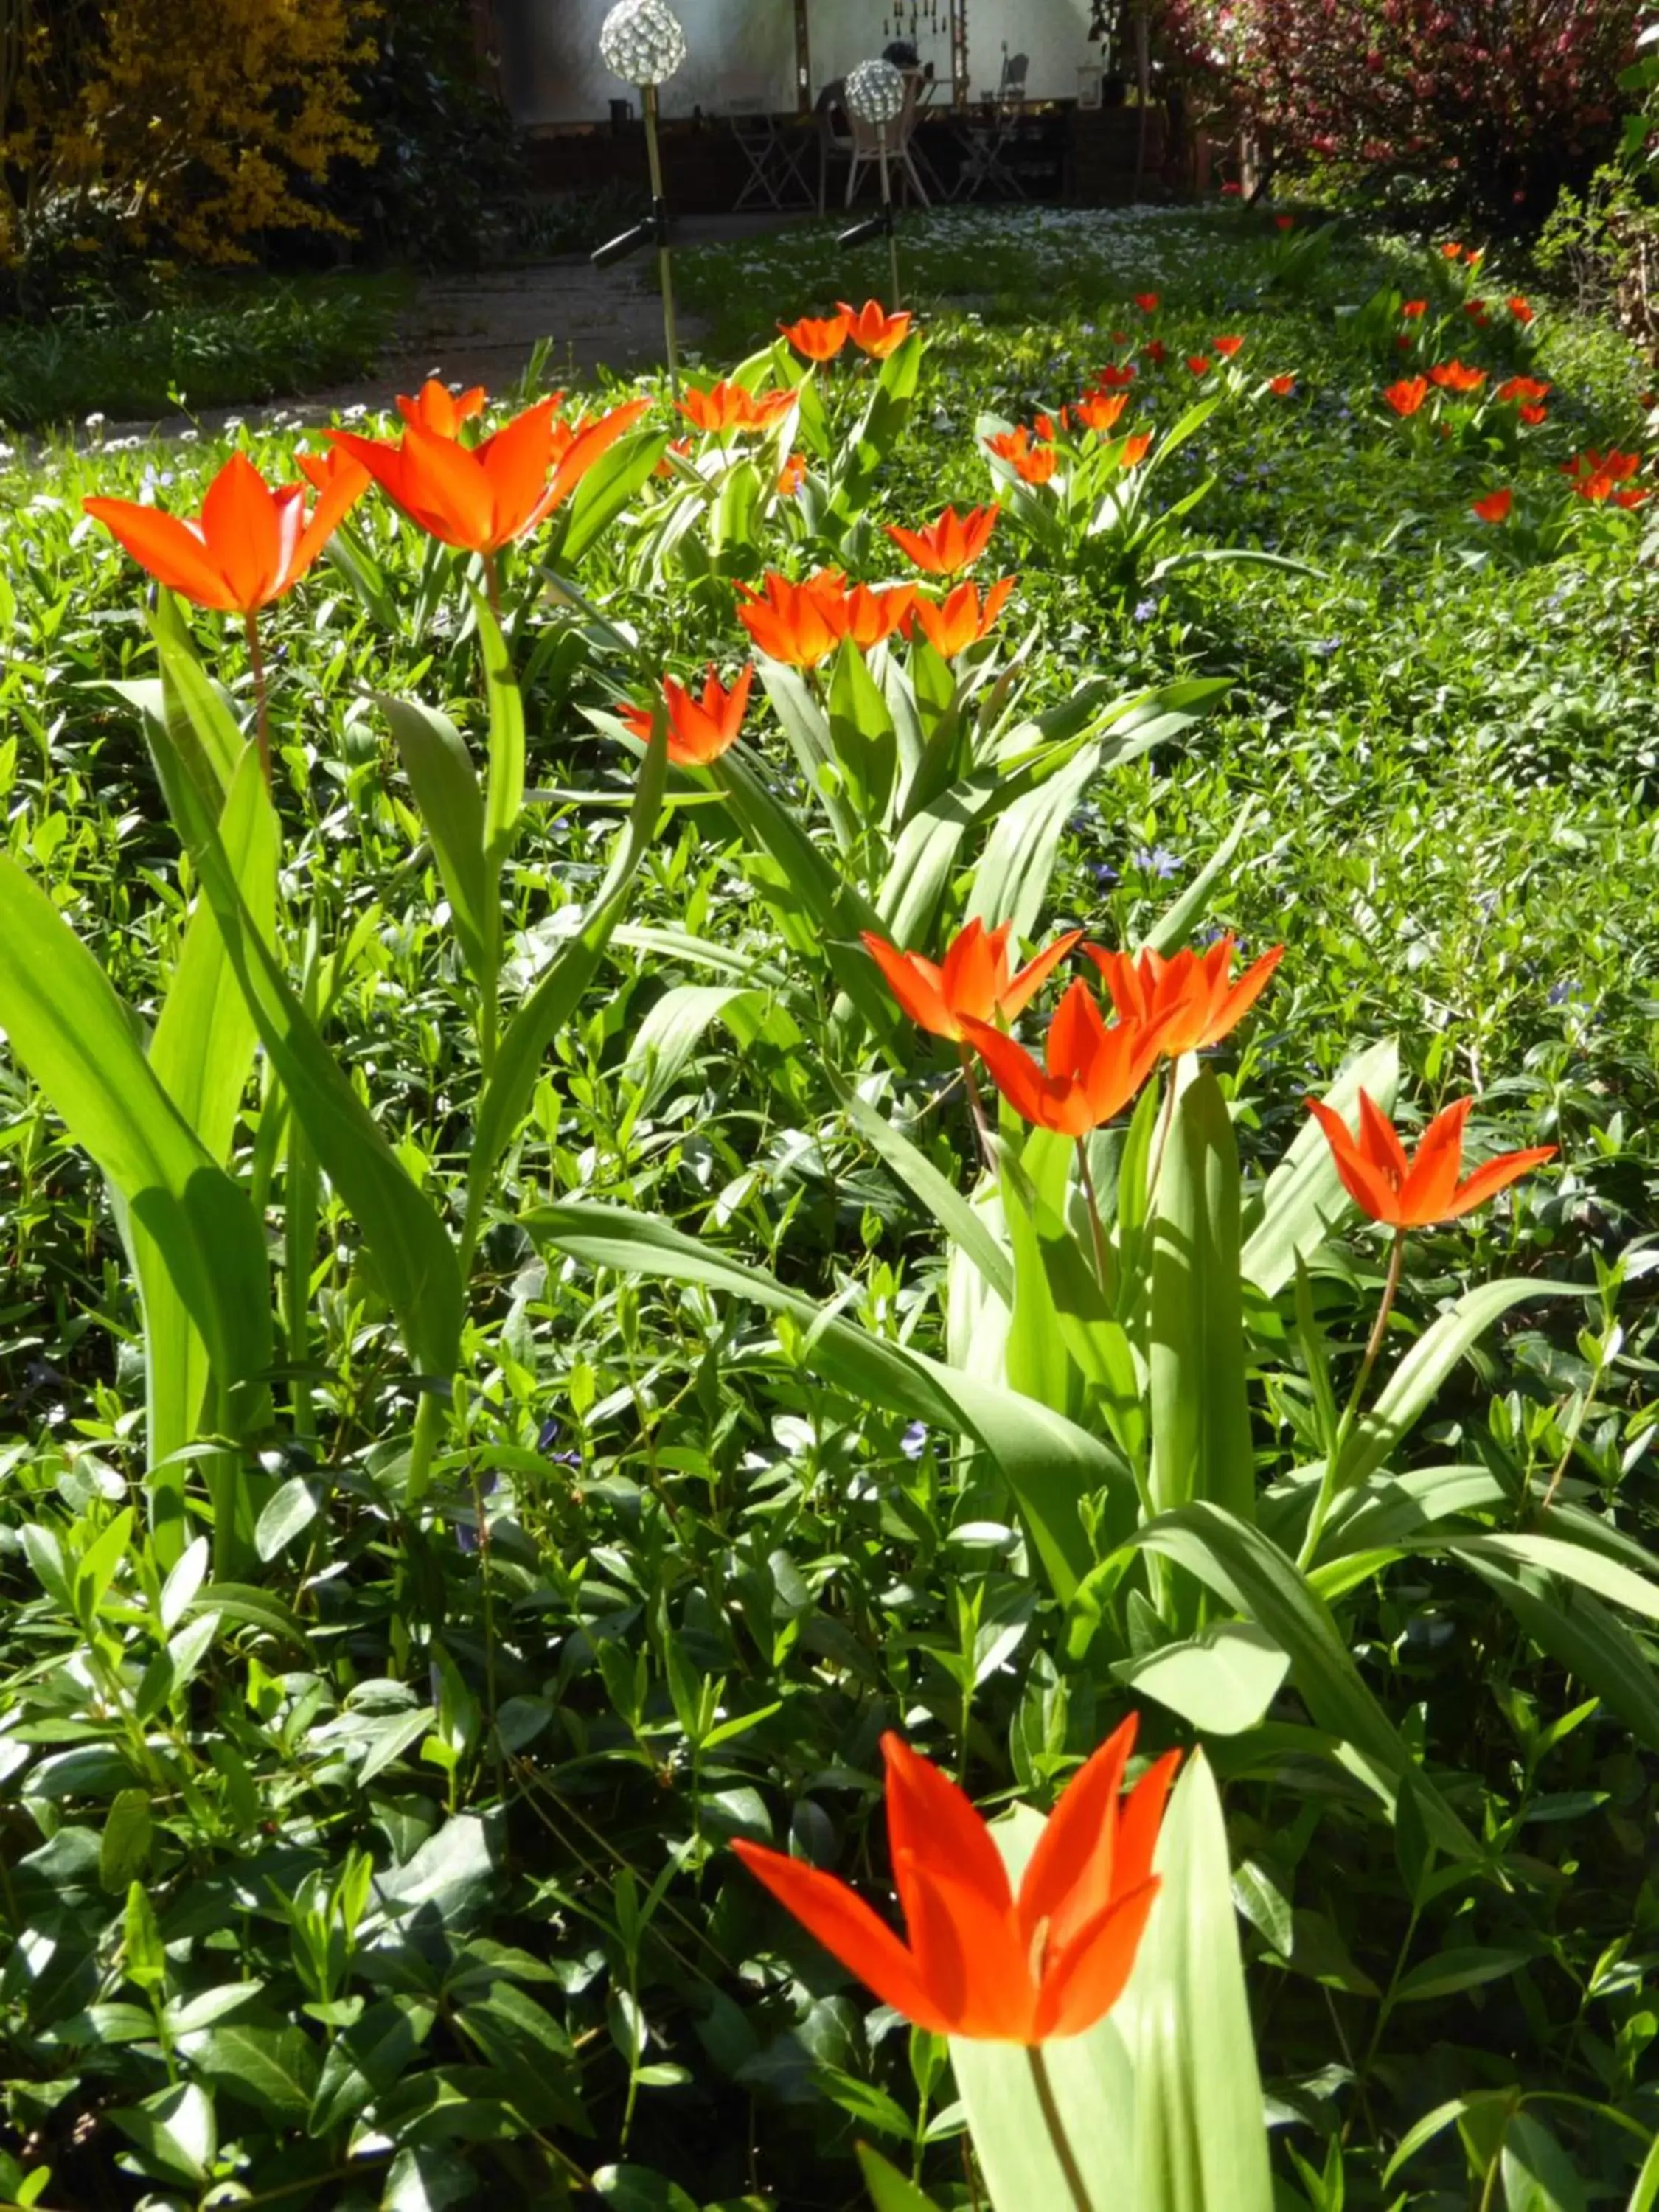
(844, 73), (931, 208)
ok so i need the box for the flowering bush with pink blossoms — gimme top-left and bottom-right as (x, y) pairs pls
(1156, 0), (1645, 219)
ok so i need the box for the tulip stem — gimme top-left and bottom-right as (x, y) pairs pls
(1075, 1137), (1110, 1293)
(482, 552), (503, 625)
(1027, 2044), (1096, 2212)
(958, 1043), (998, 1173)
(244, 611), (271, 790)
(1298, 1228), (1405, 1571)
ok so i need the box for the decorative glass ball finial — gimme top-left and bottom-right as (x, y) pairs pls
(599, 0), (687, 88)
(844, 56), (907, 125)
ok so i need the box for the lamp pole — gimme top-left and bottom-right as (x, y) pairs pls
(593, 0), (687, 395)
(641, 84), (680, 394)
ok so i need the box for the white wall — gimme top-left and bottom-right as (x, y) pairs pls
(501, 0), (797, 126)
(498, 0), (1099, 125)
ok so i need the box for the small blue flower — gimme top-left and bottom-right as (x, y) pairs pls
(1132, 845), (1180, 879)
(1095, 860), (1121, 888)
(537, 1416), (581, 1467)
(901, 1421), (930, 1460)
(1548, 978), (1589, 1007)
(1133, 595), (1159, 622)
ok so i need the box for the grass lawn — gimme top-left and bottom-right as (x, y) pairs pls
(0, 269), (406, 431)
(1, 204), (1658, 2211)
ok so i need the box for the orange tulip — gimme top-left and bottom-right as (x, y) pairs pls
(84, 448), (367, 616)
(1400, 299), (1428, 319)
(734, 569), (912, 666)
(779, 313), (850, 361)
(961, 978), (1166, 1138)
(1212, 334), (1244, 358)
(734, 570), (846, 667)
(1496, 375), (1551, 403)
(886, 504), (999, 577)
(1075, 390), (1129, 434)
(1011, 446), (1058, 484)
(1520, 403), (1548, 428)
(1439, 240), (1464, 259)
(1564, 448), (1641, 485)
(836, 299), (914, 357)
(911, 575), (1016, 658)
(1506, 294), (1534, 324)
(862, 917), (1083, 1043)
(1186, 355), (1213, 378)
(986, 425), (1040, 465)
(1085, 935), (1282, 1058)
(396, 378), (489, 438)
(1471, 488), (1512, 524)
(678, 380), (795, 435)
(776, 451), (808, 495)
(1033, 408), (1071, 443)
(1269, 374), (1296, 397)
(1428, 360), (1485, 394)
(1133, 291), (1160, 311)
(622, 664), (753, 768)
(1307, 1091), (1554, 1229)
(1118, 432), (1153, 469)
(841, 580), (917, 650)
(328, 393), (648, 555)
(1382, 376), (1429, 417)
(732, 1716), (1178, 2043)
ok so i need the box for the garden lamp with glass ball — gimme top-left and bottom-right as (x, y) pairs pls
(592, 0), (687, 394)
(838, 56), (907, 307)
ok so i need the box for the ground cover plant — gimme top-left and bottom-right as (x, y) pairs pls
(1, 204), (1659, 2211)
(0, 272), (402, 435)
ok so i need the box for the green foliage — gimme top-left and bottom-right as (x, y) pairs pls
(1, 204), (1658, 2212)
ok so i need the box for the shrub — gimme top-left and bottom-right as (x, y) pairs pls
(1155, 0), (1645, 223)
(0, 0), (377, 273)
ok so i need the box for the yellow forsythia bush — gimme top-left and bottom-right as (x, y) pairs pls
(1, 0), (378, 265)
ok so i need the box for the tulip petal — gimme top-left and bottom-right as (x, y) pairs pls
(83, 497), (236, 611)
(1206, 942), (1284, 1047)
(1111, 1747), (1183, 1896)
(731, 1840), (951, 2032)
(897, 1854), (1034, 2040)
(961, 1015), (1078, 1133)
(939, 918), (1006, 1026)
(1307, 1098), (1402, 1225)
(1045, 976), (1107, 1083)
(1082, 944), (1147, 1023)
(402, 422), (500, 549)
(883, 1734), (1013, 1923)
(200, 451), (282, 612)
(1398, 1096), (1472, 1225)
(292, 450), (369, 575)
(1357, 1088), (1411, 1184)
(1000, 928), (1085, 1020)
(542, 396), (653, 521)
(1032, 1876), (1161, 2041)
(1015, 1714), (1137, 1958)
(1441, 1144), (1557, 1221)
(862, 933), (957, 1037)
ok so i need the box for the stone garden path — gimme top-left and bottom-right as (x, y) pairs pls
(106, 213), (790, 440)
